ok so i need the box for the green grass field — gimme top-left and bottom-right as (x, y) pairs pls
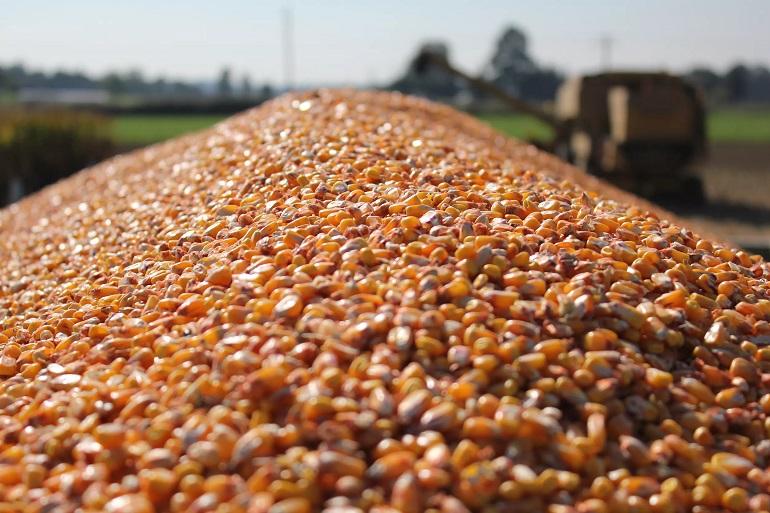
(706, 108), (770, 143)
(477, 114), (554, 141)
(480, 109), (770, 144)
(112, 114), (225, 146)
(109, 108), (770, 147)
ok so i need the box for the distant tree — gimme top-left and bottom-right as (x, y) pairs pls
(687, 67), (720, 93)
(170, 80), (201, 95)
(259, 84), (275, 99)
(0, 64), (210, 97)
(390, 42), (463, 99)
(241, 74), (253, 97)
(725, 64), (749, 103)
(684, 67), (725, 103)
(217, 68), (233, 97)
(2, 65), (30, 90)
(102, 73), (126, 95)
(123, 70), (147, 94)
(49, 70), (95, 89)
(483, 26), (562, 101)
(0, 68), (9, 91)
(746, 65), (770, 103)
(487, 26), (537, 84)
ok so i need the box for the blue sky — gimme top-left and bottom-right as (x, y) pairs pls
(2, 0), (768, 85)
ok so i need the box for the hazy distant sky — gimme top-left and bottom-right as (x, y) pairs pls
(2, 0), (769, 85)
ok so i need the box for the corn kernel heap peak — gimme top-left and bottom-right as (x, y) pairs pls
(0, 90), (768, 513)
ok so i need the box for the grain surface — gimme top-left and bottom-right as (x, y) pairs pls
(0, 90), (768, 513)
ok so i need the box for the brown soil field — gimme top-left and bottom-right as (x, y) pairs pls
(661, 142), (770, 252)
(703, 142), (770, 207)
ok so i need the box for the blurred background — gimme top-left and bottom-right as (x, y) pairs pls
(1, 0), (769, 250)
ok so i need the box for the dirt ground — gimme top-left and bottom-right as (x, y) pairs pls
(661, 142), (770, 253)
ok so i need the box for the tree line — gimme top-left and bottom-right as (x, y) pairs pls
(0, 66), (271, 99)
(391, 26), (770, 105)
(1, 26), (768, 105)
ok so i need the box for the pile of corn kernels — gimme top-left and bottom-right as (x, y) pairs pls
(0, 90), (768, 513)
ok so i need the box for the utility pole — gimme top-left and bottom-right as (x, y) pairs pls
(282, 7), (295, 90)
(599, 34), (613, 70)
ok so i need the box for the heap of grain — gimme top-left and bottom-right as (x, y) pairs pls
(0, 91), (768, 513)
